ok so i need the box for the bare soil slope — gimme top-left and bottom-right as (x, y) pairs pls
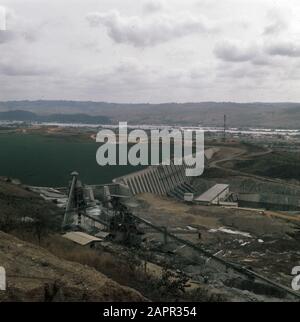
(0, 231), (145, 302)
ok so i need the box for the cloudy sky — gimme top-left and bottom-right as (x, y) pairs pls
(0, 0), (300, 103)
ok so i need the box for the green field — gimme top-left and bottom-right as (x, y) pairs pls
(0, 133), (142, 187)
(223, 151), (300, 180)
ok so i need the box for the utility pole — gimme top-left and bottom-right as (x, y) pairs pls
(223, 114), (227, 142)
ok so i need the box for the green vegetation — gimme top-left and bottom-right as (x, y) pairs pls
(0, 133), (142, 186)
(0, 180), (62, 244)
(227, 151), (300, 180)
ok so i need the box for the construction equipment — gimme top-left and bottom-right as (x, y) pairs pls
(62, 171), (86, 230)
(62, 172), (142, 245)
(108, 196), (143, 246)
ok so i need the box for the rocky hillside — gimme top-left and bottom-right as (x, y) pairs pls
(0, 230), (146, 302)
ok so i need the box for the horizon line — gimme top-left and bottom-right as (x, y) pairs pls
(1, 99), (300, 105)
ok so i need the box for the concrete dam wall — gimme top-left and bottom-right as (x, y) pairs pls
(113, 148), (219, 197)
(114, 163), (192, 196)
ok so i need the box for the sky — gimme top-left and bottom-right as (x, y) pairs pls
(0, 0), (300, 103)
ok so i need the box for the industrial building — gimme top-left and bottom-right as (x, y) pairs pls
(62, 231), (102, 247)
(194, 184), (230, 205)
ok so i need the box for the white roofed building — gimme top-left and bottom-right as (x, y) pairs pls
(194, 184), (230, 205)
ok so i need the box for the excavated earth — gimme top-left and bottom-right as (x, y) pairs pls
(133, 193), (300, 292)
(0, 231), (146, 302)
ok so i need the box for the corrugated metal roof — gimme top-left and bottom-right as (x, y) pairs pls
(195, 184), (229, 203)
(62, 231), (102, 246)
(95, 231), (110, 239)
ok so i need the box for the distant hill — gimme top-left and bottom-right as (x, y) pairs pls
(0, 110), (111, 124)
(0, 101), (300, 128)
(0, 110), (38, 121)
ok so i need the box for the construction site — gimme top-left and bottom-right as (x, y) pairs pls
(3, 0), (300, 306)
(18, 130), (299, 302)
(0, 118), (299, 302)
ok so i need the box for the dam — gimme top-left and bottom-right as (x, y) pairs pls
(113, 148), (219, 198)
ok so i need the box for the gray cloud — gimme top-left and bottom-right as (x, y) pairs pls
(142, 0), (165, 14)
(1, 0), (300, 103)
(214, 41), (258, 62)
(251, 55), (275, 66)
(81, 57), (213, 95)
(0, 6), (38, 45)
(217, 65), (269, 80)
(0, 30), (15, 43)
(263, 20), (287, 36)
(263, 9), (288, 36)
(86, 10), (211, 47)
(214, 40), (287, 67)
(266, 42), (300, 57)
(0, 59), (54, 76)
